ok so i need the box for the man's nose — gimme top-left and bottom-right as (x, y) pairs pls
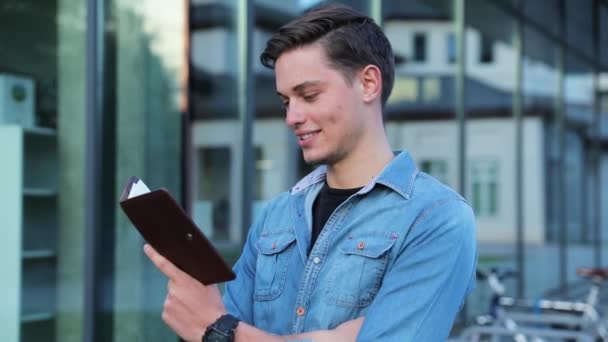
(285, 105), (305, 129)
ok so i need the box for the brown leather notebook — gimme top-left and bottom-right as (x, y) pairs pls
(119, 176), (236, 285)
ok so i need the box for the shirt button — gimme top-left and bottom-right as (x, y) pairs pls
(313, 257), (321, 264)
(357, 241), (366, 250)
(296, 306), (306, 316)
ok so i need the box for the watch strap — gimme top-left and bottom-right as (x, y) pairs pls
(203, 314), (240, 342)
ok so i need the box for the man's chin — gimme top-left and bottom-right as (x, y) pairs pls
(303, 151), (342, 167)
(303, 153), (327, 166)
(303, 158), (325, 166)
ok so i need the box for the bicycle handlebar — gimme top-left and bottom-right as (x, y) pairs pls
(477, 267), (519, 281)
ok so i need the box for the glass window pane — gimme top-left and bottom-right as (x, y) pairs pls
(566, 0), (593, 59)
(523, 0), (559, 37)
(420, 160), (432, 173)
(191, 1), (238, 119)
(565, 55), (595, 125)
(420, 159), (448, 184)
(256, 0), (368, 13)
(196, 147), (232, 241)
(564, 53), (595, 283)
(382, 0), (458, 201)
(522, 25), (561, 299)
(488, 182), (497, 214)
(469, 160), (499, 218)
(465, 0), (518, 317)
(190, 0), (243, 252)
(382, 1), (466, 328)
(0, 1), (85, 341)
(110, 0), (185, 340)
(446, 32), (456, 64)
(602, 5), (608, 68)
(602, 92), (608, 268)
(473, 182), (482, 214)
(479, 34), (494, 64)
(0, 3), (58, 129)
(602, 89), (608, 147)
(413, 32), (427, 62)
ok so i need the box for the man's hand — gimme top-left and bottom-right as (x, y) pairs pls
(144, 244), (225, 342)
(288, 318), (364, 342)
(235, 317), (364, 342)
(144, 244), (364, 342)
(333, 317), (364, 341)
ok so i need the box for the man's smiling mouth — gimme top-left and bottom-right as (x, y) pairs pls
(298, 131), (320, 141)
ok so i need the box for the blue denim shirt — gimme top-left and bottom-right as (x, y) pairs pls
(223, 150), (477, 341)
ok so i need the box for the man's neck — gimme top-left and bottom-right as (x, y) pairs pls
(325, 138), (394, 189)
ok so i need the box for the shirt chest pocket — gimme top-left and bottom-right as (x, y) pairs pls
(325, 232), (397, 308)
(254, 230), (297, 301)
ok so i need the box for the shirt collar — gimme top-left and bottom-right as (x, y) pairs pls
(290, 150), (418, 200)
(291, 164), (327, 194)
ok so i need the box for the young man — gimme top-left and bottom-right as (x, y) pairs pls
(145, 4), (476, 341)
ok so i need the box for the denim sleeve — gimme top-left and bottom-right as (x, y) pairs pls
(222, 206), (266, 325)
(356, 198), (477, 342)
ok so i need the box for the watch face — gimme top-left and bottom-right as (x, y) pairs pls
(204, 327), (231, 342)
(203, 315), (238, 342)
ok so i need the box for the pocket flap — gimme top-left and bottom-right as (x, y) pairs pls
(339, 233), (398, 258)
(256, 230), (297, 255)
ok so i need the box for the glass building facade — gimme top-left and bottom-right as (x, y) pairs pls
(0, 0), (607, 340)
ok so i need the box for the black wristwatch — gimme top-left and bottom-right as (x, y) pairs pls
(202, 314), (240, 342)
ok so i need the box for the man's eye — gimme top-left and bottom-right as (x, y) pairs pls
(282, 101), (289, 110)
(303, 94), (318, 102)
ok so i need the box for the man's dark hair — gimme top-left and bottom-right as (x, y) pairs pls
(260, 3), (395, 108)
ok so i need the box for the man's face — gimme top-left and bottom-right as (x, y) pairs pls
(275, 44), (367, 166)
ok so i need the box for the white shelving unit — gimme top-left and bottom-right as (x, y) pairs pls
(0, 125), (58, 342)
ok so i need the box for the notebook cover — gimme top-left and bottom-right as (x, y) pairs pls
(119, 184), (235, 285)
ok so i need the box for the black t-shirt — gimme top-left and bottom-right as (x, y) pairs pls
(310, 182), (362, 255)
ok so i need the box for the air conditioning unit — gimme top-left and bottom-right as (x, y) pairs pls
(0, 74), (35, 128)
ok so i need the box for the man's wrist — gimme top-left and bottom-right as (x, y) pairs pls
(202, 314), (240, 342)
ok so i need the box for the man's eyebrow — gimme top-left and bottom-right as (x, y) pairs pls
(276, 80), (323, 98)
(293, 80), (322, 93)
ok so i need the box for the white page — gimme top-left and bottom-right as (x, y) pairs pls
(128, 179), (151, 199)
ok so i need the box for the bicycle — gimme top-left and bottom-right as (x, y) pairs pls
(496, 268), (608, 340)
(456, 268), (545, 342)
(454, 267), (608, 341)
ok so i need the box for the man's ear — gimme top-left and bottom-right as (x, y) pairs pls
(359, 65), (382, 104)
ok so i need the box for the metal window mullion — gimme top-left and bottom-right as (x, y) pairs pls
(84, 0), (104, 341)
(237, 0), (254, 246)
(557, 0), (567, 291)
(514, 8), (525, 298)
(592, 0), (602, 266)
(454, 0), (468, 325)
(581, 130), (589, 244)
(182, 0), (193, 216)
(455, 0), (467, 198)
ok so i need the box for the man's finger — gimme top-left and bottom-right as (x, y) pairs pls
(144, 244), (180, 279)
